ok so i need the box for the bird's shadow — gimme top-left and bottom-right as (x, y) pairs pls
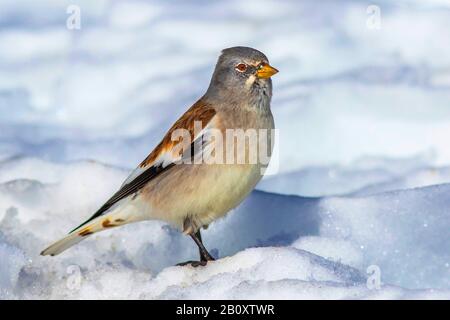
(204, 190), (322, 258)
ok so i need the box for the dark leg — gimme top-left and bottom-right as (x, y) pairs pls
(192, 230), (215, 262)
(177, 229), (215, 267)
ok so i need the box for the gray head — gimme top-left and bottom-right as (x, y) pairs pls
(206, 46), (278, 106)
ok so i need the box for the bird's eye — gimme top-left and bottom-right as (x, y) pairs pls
(235, 63), (247, 72)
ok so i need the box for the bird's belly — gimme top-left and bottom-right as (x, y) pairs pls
(140, 163), (263, 229)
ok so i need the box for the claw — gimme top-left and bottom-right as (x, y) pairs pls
(176, 260), (208, 267)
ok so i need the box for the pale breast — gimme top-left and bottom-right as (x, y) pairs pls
(139, 106), (274, 230)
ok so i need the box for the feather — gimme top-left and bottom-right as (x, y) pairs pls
(65, 99), (216, 234)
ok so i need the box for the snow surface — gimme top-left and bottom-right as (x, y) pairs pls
(0, 0), (450, 299)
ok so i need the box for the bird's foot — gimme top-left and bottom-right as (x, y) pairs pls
(176, 260), (208, 267)
(176, 255), (216, 267)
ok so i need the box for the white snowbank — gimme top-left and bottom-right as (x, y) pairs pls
(258, 153), (440, 197)
(0, 237), (27, 299)
(0, 158), (448, 299)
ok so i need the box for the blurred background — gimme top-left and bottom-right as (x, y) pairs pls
(0, 0), (450, 298)
(1, 0), (450, 185)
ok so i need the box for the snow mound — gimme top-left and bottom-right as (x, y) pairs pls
(138, 247), (441, 300)
(0, 236), (27, 299)
(0, 158), (448, 299)
(258, 154), (438, 197)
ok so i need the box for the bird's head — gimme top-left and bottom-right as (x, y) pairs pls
(207, 46), (278, 103)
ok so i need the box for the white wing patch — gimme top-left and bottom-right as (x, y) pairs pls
(121, 115), (218, 188)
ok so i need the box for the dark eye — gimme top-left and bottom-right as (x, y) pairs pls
(235, 63), (247, 72)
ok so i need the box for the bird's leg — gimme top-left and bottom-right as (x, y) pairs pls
(177, 226), (215, 267)
(191, 229), (215, 262)
(194, 229), (207, 262)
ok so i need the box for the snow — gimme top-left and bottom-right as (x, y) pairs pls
(0, 0), (449, 299)
(0, 158), (449, 299)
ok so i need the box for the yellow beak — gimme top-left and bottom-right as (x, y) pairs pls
(256, 64), (279, 79)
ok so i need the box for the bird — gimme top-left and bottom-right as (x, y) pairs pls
(41, 46), (278, 266)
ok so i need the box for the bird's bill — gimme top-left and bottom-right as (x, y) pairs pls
(256, 64), (279, 79)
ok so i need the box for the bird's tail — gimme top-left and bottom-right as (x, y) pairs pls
(40, 211), (132, 256)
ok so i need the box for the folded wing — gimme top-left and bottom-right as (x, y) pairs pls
(70, 99), (217, 232)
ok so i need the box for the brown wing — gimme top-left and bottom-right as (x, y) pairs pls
(139, 100), (216, 168)
(70, 99), (216, 233)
